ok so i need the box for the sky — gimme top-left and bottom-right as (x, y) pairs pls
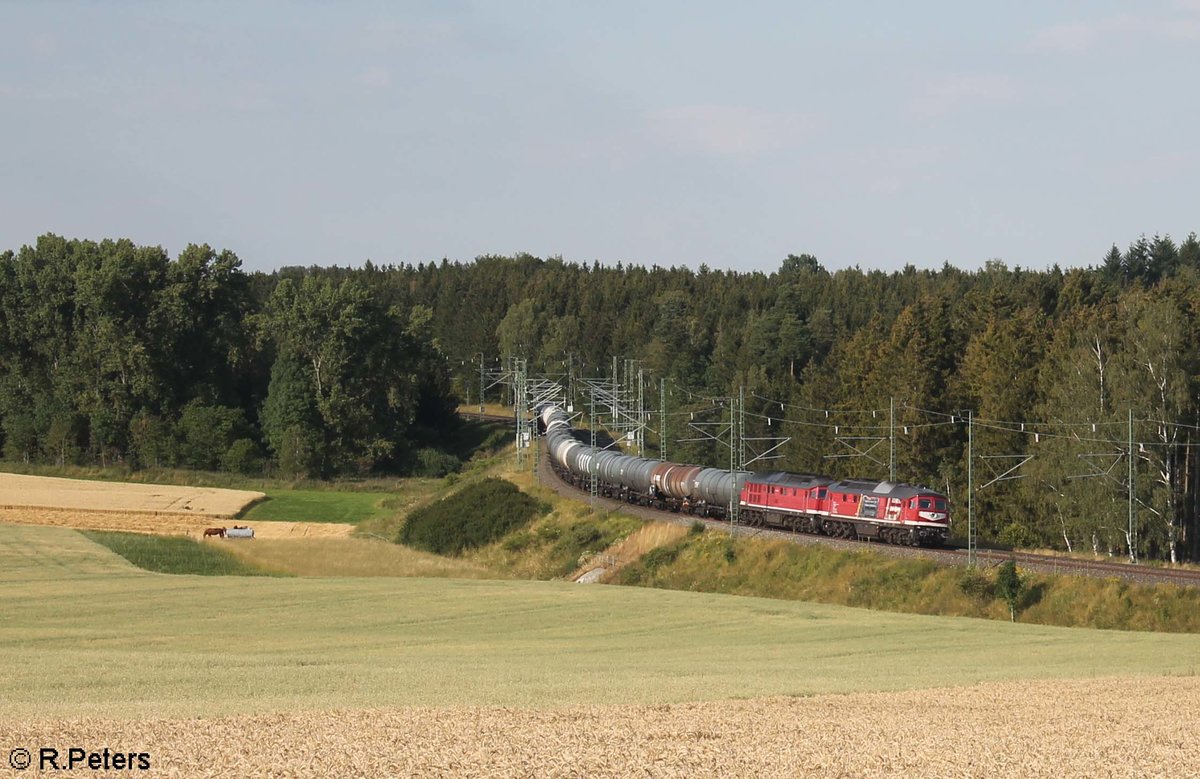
(1, 2), (1198, 274)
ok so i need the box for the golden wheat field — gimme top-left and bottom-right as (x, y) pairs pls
(0, 472), (263, 516)
(1, 676), (1194, 778)
(0, 506), (352, 539)
(2, 480), (1197, 776)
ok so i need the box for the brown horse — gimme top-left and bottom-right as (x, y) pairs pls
(203, 527), (226, 538)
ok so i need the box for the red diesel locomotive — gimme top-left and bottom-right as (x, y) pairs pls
(738, 472), (951, 546)
(541, 404), (952, 548)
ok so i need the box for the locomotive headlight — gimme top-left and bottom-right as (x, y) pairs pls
(918, 511), (948, 522)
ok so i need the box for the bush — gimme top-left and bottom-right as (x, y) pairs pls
(642, 544), (680, 571)
(501, 530), (535, 552)
(398, 478), (548, 555)
(958, 567), (994, 600)
(689, 520), (706, 536)
(549, 521), (605, 563)
(567, 523), (602, 549)
(414, 447), (462, 478)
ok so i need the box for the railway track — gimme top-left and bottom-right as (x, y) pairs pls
(457, 411), (1200, 588)
(958, 546), (1200, 588)
(531, 442), (1200, 589)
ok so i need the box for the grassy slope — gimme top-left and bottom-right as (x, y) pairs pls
(224, 474), (641, 580)
(617, 531), (1200, 632)
(460, 464), (642, 578)
(7, 437), (1200, 633)
(1, 523), (1198, 720)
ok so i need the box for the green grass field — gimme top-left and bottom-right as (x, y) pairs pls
(1, 523), (1198, 720)
(82, 531), (275, 576)
(239, 488), (401, 524)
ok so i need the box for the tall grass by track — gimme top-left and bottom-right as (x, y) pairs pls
(616, 531), (1200, 633)
(81, 530), (276, 576)
(461, 468), (643, 579)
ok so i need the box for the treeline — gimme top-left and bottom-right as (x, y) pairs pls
(6, 231), (1200, 562)
(0, 235), (458, 478)
(372, 234), (1199, 563)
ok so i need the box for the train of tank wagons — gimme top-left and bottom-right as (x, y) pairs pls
(539, 404), (951, 547)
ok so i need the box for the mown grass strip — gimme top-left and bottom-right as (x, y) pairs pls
(81, 530), (277, 576)
(240, 489), (399, 524)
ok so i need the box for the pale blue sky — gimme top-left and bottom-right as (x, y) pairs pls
(2, 2), (1197, 272)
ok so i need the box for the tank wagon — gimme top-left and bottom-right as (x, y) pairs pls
(540, 404), (950, 547)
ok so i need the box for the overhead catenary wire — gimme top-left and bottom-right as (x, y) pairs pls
(743, 390), (1198, 448)
(555, 371), (1199, 451)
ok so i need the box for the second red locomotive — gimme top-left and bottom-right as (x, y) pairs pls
(541, 404), (952, 548)
(738, 472), (950, 546)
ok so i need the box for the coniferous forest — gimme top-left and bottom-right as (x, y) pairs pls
(3, 232), (1200, 561)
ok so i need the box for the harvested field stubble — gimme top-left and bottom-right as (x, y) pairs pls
(0, 507), (352, 539)
(2, 676), (1196, 778)
(0, 472), (263, 515)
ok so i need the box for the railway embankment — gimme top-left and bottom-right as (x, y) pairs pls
(526, 442), (1200, 632)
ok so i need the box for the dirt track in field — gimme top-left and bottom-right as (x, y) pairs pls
(0, 472), (263, 516)
(2, 676), (1195, 778)
(0, 507), (352, 540)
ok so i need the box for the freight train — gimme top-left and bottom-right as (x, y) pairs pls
(540, 404), (951, 547)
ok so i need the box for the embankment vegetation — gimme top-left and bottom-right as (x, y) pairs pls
(398, 478), (550, 555)
(616, 530), (1200, 632)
